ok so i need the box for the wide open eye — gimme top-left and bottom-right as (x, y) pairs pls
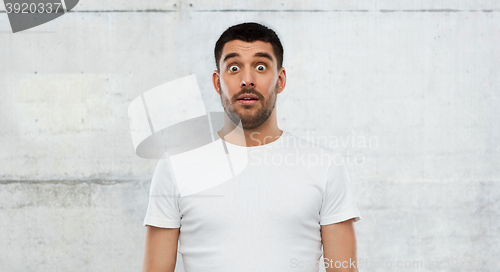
(256, 64), (266, 71)
(228, 65), (240, 72)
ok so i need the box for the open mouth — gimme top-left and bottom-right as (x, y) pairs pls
(237, 97), (259, 105)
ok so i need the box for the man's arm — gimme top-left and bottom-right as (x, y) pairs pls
(142, 225), (180, 272)
(321, 218), (358, 272)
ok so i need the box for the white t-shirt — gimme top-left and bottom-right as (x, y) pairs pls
(143, 130), (361, 272)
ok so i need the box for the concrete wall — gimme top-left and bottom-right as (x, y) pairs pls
(1, 0), (499, 271)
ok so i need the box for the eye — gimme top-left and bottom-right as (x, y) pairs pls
(256, 64), (266, 71)
(228, 65), (240, 72)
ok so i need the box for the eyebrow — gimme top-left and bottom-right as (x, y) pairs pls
(222, 52), (274, 63)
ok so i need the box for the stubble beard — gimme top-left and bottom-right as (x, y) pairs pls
(219, 79), (279, 130)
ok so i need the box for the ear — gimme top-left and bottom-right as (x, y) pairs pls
(277, 67), (286, 94)
(212, 70), (221, 95)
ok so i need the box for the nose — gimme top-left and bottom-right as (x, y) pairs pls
(240, 70), (255, 88)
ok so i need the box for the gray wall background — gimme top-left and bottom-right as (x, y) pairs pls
(1, 0), (499, 271)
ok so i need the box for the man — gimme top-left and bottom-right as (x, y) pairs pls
(142, 22), (361, 272)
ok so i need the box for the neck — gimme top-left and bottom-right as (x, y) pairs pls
(217, 111), (283, 147)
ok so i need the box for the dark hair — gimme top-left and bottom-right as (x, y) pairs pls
(214, 22), (284, 72)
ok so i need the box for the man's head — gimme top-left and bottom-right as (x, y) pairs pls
(212, 22), (286, 130)
(214, 22), (284, 73)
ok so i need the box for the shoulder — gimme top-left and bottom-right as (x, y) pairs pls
(282, 130), (336, 155)
(277, 130), (339, 170)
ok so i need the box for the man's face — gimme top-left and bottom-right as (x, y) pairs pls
(214, 40), (284, 130)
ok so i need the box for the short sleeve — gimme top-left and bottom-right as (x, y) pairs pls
(143, 155), (181, 228)
(319, 156), (361, 225)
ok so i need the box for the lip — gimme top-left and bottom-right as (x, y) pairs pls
(237, 99), (259, 105)
(237, 94), (259, 100)
(237, 93), (259, 106)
